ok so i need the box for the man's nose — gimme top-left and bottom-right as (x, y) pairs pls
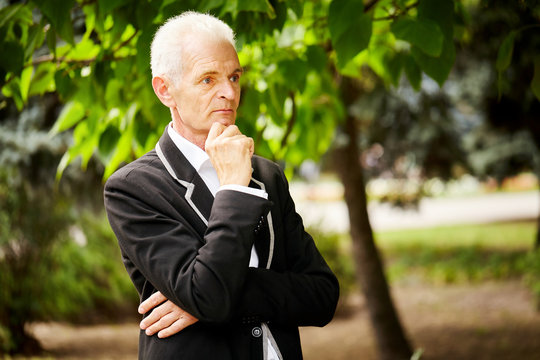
(217, 80), (237, 100)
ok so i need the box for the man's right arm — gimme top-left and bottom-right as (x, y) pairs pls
(105, 171), (271, 323)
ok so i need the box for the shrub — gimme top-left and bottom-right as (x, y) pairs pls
(308, 226), (357, 301)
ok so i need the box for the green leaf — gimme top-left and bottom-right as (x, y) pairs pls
(50, 101), (86, 134)
(34, 0), (75, 45)
(404, 56), (422, 91)
(495, 31), (516, 72)
(329, 0), (364, 42)
(237, 0), (276, 17)
(532, 57), (540, 101)
(0, 3), (24, 29)
(104, 129), (133, 179)
(199, 0), (225, 12)
(306, 45), (327, 73)
(2, 78), (23, 110)
(385, 52), (405, 86)
(98, 125), (121, 162)
(46, 26), (56, 56)
(24, 24), (45, 60)
(417, 0), (454, 39)
(19, 66), (33, 103)
(329, 0), (372, 68)
(54, 70), (75, 100)
(136, 24), (156, 72)
(28, 62), (56, 96)
(391, 17), (444, 57)
(135, 1), (157, 29)
(98, 0), (130, 15)
(279, 58), (308, 91)
(411, 37), (455, 87)
(289, 0), (303, 18)
(0, 41), (24, 74)
(334, 17), (373, 68)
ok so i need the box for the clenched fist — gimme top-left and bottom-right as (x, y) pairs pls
(204, 123), (254, 187)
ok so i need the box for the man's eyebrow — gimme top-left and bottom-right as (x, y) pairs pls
(197, 68), (244, 78)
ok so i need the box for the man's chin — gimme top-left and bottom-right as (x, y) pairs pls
(214, 118), (235, 127)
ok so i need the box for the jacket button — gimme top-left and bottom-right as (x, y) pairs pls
(251, 326), (262, 338)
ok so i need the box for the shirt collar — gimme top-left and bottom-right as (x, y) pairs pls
(167, 123), (211, 173)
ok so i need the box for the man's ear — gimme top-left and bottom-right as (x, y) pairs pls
(152, 76), (176, 108)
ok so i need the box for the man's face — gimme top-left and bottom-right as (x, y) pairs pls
(168, 37), (242, 143)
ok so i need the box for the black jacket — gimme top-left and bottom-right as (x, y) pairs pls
(104, 128), (339, 359)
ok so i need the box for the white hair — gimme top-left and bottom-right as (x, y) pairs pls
(150, 11), (236, 83)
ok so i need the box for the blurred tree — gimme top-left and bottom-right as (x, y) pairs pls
(0, 95), (138, 354)
(0, 0), (508, 359)
(461, 0), (540, 248)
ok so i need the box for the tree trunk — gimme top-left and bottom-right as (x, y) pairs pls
(534, 188), (540, 250)
(333, 79), (413, 360)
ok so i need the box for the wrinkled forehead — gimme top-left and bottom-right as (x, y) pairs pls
(180, 35), (240, 77)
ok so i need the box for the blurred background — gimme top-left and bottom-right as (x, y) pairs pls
(1, 0), (539, 359)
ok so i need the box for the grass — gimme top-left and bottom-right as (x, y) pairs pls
(376, 221), (536, 250)
(374, 221), (539, 293)
(312, 220), (540, 307)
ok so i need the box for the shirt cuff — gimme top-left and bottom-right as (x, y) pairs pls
(217, 184), (268, 199)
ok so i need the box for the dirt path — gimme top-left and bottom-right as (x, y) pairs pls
(27, 281), (540, 360)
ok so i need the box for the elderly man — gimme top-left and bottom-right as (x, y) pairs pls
(104, 11), (339, 360)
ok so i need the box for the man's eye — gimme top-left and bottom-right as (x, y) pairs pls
(202, 78), (211, 84)
(230, 74), (239, 83)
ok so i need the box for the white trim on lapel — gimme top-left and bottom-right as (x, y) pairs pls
(251, 177), (275, 270)
(156, 142), (209, 227)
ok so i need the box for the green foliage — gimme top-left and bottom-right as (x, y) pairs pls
(521, 249), (540, 310)
(307, 226), (357, 299)
(391, 17), (443, 57)
(495, 24), (540, 100)
(46, 213), (138, 323)
(0, 171), (71, 353)
(0, 0), (473, 178)
(0, 102), (136, 354)
(0, 170), (137, 353)
(328, 0), (372, 68)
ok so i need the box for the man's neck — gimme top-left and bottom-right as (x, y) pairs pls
(171, 122), (207, 151)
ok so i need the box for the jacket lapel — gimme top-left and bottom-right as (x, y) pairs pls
(157, 127), (274, 269)
(156, 128), (213, 235)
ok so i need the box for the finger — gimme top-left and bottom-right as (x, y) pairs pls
(140, 298), (175, 330)
(247, 137), (254, 157)
(157, 314), (199, 338)
(219, 124), (241, 138)
(140, 304), (169, 330)
(138, 291), (167, 314)
(206, 122), (227, 143)
(145, 311), (177, 336)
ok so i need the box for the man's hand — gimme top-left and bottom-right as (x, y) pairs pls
(205, 123), (254, 187)
(138, 291), (199, 338)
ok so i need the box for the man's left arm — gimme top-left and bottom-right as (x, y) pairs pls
(231, 165), (339, 327)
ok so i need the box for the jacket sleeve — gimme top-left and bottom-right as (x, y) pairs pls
(233, 164), (340, 327)
(104, 170), (272, 323)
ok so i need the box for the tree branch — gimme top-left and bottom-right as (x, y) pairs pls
(373, 1), (418, 21)
(31, 54), (130, 67)
(112, 30), (139, 53)
(30, 30), (139, 67)
(280, 92), (297, 149)
(364, 0), (381, 12)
